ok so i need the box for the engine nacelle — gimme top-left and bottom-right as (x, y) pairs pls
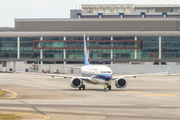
(115, 78), (127, 88)
(70, 78), (83, 88)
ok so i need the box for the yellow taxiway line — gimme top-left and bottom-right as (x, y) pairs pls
(0, 111), (49, 120)
(0, 90), (5, 97)
(1, 89), (18, 99)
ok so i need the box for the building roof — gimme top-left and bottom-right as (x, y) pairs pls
(82, 4), (180, 13)
(1, 31), (180, 37)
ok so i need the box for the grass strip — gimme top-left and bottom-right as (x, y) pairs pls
(0, 114), (19, 119)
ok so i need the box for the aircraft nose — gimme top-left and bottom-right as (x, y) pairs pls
(106, 75), (112, 81)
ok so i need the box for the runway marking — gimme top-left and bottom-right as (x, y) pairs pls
(0, 111), (49, 120)
(0, 90), (5, 97)
(1, 89), (18, 99)
(135, 95), (141, 98)
(147, 94), (178, 97)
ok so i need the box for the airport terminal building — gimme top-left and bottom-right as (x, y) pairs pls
(0, 4), (180, 72)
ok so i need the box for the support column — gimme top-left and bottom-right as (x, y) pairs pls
(64, 37), (66, 65)
(135, 36), (137, 60)
(159, 36), (161, 60)
(111, 36), (113, 65)
(40, 37), (43, 73)
(40, 61), (43, 73)
(17, 37), (20, 59)
(40, 37), (43, 59)
(13, 61), (16, 72)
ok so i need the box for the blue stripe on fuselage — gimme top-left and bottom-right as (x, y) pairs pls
(95, 75), (112, 81)
(81, 73), (112, 81)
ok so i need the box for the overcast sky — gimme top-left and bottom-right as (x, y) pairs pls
(1, 0), (180, 27)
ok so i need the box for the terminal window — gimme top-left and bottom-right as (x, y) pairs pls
(2, 61), (6, 67)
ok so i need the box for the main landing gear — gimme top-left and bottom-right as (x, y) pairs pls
(79, 85), (85, 90)
(108, 85), (111, 90)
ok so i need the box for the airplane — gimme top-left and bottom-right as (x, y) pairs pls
(46, 34), (172, 90)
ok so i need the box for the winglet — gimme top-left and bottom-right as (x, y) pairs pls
(83, 34), (89, 66)
(11, 69), (16, 75)
(166, 63), (172, 76)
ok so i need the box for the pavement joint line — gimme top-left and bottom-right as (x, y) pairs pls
(1, 89), (18, 99)
(18, 100), (47, 116)
(0, 111), (49, 120)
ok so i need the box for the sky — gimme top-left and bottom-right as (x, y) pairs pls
(1, 0), (180, 27)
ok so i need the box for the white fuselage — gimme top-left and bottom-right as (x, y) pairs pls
(80, 65), (113, 84)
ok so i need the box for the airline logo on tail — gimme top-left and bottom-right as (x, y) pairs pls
(83, 34), (89, 66)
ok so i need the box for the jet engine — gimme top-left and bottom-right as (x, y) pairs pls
(115, 78), (127, 88)
(70, 78), (83, 88)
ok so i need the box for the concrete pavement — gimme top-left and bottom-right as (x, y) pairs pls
(0, 73), (180, 120)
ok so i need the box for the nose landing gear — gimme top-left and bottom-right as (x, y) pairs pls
(104, 84), (111, 90)
(79, 85), (85, 90)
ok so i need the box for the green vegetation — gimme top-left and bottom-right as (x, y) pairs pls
(0, 114), (19, 119)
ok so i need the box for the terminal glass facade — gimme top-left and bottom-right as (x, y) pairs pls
(89, 49), (111, 59)
(43, 37), (63, 40)
(43, 49), (63, 59)
(34, 41), (140, 49)
(113, 37), (135, 59)
(113, 37), (134, 40)
(89, 36), (111, 40)
(0, 37), (17, 59)
(66, 49), (83, 59)
(113, 49), (134, 59)
(66, 37), (84, 40)
(1, 35), (180, 62)
(20, 37), (40, 59)
(137, 37), (159, 59)
(161, 37), (180, 59)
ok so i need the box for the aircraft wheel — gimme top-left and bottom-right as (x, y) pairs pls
(108, 85), (111, 90)
(82, 85), (85, 90)
(79, 87), (81, 90)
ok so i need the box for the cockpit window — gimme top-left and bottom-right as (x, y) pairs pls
(101, 71), (111, 73)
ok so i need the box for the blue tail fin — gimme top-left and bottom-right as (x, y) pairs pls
(83, 34), (89, 65)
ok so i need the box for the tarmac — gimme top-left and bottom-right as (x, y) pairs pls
(0, 73), (180, 120)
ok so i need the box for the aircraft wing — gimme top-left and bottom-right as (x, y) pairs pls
(62, 65), (81, 69)
(32, 73), (91, 81)
(112, 72), (168, 79)
(112, 64), (172, 79)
